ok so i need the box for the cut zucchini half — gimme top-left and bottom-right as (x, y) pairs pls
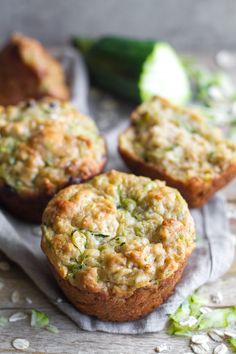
(139, 43), (191, 104)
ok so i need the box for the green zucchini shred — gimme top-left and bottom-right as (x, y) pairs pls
(168, 293), (236, 337)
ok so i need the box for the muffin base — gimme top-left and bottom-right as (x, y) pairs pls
(0, 158), (107, 223)
(0, 186), (51, 223)
(49, 257), (188, 322)
(119, 144), (236, 208)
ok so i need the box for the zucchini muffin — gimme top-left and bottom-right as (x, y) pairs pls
(0, 33), (69, 106)
(0, 99), (106, 222)
(119, 96), (236, 208)
(41, 170), (195, 321)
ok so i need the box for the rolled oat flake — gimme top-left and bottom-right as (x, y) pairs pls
(213, 343), (228, 354)
(224, 329), (236, 338)
(25, 296), (32, 304)
(208, 329), (224, 342)
(11, 290), (20, 303)
(190, 343), (209, 354)
(191, 334), (209, 344)
(9, 312), (27, 322)
(154, 343), (168, 352)
(12, 338), (30, 350)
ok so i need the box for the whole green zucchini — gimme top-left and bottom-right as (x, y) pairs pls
(73, 36), (191, 104)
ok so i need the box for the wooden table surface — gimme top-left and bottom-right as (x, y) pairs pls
(1, 54), (236, 354)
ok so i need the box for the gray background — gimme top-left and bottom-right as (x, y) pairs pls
(0, 0), (236, 52)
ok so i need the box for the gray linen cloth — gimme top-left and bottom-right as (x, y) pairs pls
(0, 48), (234, 334)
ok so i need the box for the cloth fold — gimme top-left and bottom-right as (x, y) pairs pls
(0, 47), (234, 334)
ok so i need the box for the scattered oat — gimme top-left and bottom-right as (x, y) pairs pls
(56, 297), (63, 303)
(224, 329), (236, 338)
(154, 343), (168, 352)
(9, 312), (27, 322)
(12, 338), (30, 350)
(191, 334), (209, 344)
(180, 316), (198, 327)
(190, 343), (209, 354)
(211, 292), (223, 304)
(213, 343), (228, 354)
(199, 307), (212, 314)
(0, 261), (10, 271)
(208, 329), (224, 342)
(11, 290), (20, 303)
(199, 343), (209, 352)
(25, 297), (32, 304)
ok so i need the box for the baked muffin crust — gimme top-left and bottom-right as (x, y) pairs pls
(42, 170), (195, 316)
(0, 99), (106, 221)
(0, 33), (69, 105)
(119, 96), (236, 207)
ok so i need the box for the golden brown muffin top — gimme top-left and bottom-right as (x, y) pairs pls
(0, 33), (69, 105)
(42, 170), (195, 296)
(0, 99), (106, 196)
(119, 96), (236, 183)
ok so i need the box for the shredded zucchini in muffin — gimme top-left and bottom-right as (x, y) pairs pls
(119, 96), (236, 182)
(0, 99), (106, 195)
(42, 171), (195, 295)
